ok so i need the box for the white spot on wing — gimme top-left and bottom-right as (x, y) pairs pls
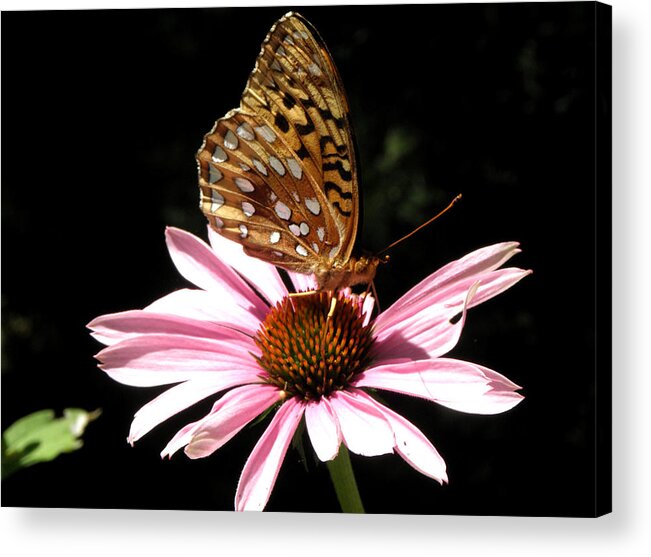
(239, 224), (248, 238)
(277, 45), (287, 57)
(209, 165), (223, 184)
(253, 159), (268, 176)
(241, 201), (255, 217)
(236, 122), (255, 141)
(210, 190), (224, 212)
(214, 216), (224, 228)
(269, 156), (286, 176)
(317, 227), (325, 241)
(289, 224), (301, 236)
(269, 231), (280, 244)
(224, 130), (239, 150)
(312, 242), (319, 253)
(256, 125), (277, 143)
(299, 222), (310, 236)
(212, 145), (227, 163)
(239, 163), (251, 171)
(305, 197), (321, 215)
(308, 63), (322, 76)
(296, 244), (308, 257)
(274, 200), (291, 220)
(270, 59), (282, 72)
(234, 177), (255, 193)
(292, 191), (300, 202)
(287, 158), (303, 179)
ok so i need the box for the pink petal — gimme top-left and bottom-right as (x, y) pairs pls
(372, 269), (530, 367)
(328, 389), (394, 457)
(305, 398), (341, 462)
(287, 270), (318, 293)
(165, 227), (268, 319)
(361, 292), (375, 327)
(160, 421), (197, 459)
(183, 384), (281, 459)
(377, 242), (524, 330)
(97, 333), (261, 386)
(88, 309), (255, 347)
(354, 357), (523, 415)
(466, 268), (532, 309)
(376, 266), (529, 337)
(366, 397), (448, 484)
(373, 267), (530, 362)
(207, 226), (288, 306)
(372, 282), (477, 362)
(437, 362), (524, 414)
(145, 288), (263, 336)
(401, 241), (521, 304)
(128, 379), (228, 444)
(235, 398), (304, 511)
(161, 384), (279, 459)
(355, 358), (492, 400)
(476, 362), (522, 390)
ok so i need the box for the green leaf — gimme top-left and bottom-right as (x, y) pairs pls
(2, 408), (101, 480)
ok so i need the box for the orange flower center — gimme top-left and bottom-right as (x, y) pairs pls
(254, 291), (374, 401)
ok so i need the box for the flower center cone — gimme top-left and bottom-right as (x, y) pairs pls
(255, 291), (374, 401)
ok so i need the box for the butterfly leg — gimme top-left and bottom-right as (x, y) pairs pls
(369, 280), (381, 314)
(287, 289), (318, 313)
(321, 294), (337, 392)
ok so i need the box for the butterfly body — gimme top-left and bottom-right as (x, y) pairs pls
(197, 12), (378, 291)
(312, 254), (382, 291)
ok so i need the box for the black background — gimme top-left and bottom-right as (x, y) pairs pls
(2, 3), (610, 515)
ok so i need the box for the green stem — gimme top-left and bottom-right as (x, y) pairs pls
(326, 444), (365, 513)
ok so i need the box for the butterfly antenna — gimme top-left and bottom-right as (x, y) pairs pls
(377, 193), (462, 256)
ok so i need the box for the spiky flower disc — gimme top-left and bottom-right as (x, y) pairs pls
(255, 291), (374, 401)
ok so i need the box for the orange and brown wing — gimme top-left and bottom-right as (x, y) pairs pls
(196, 12), (360, 274)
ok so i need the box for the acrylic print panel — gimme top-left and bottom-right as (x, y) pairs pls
(1, 3), (611, 515)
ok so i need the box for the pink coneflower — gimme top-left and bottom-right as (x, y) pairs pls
(88, 227), (530, 511)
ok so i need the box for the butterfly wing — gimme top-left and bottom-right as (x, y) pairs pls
(196, 12), (360, 275)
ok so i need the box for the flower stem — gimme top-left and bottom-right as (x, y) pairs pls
(326, 444), (365, 513)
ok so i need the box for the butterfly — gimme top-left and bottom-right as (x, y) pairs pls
(196, 12), (382, 291)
